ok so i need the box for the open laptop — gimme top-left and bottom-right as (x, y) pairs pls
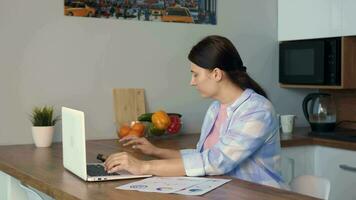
(61, 107), (152, 181)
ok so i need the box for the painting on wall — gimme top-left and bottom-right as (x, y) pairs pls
(64, 0), (217, 25)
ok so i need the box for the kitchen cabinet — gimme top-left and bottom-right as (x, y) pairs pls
(0, 170), (54, 200)
(341, 0), (356, 36)
(282, 145), (356, 200)
(278, 0), (340, 41)
(281, 146), (315, 184)
(278, 0), (356, 41)
(314, 146), (356, 200)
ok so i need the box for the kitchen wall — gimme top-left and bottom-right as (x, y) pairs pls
(0, 0), (312, 145)
(321, 89), (356, 130)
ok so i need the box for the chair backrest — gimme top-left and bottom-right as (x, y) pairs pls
(112, 88), (146, 126)
(19, 183), (44, 200)
(290, 175), (330, 200)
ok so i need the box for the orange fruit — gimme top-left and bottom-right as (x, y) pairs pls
(127, 129), (143, 137)
(118, 124), (131, 138)
(131, 122), (145, 135)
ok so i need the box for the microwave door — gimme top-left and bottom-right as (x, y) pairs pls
(279, 40), (325, 85)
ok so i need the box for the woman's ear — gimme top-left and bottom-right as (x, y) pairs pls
(212, 68), (223, 82)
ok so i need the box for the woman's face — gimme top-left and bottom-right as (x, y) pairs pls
(190, 62), (219, 98)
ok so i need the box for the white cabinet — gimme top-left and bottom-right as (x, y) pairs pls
(315, 146), (356, 200)
(0, 170), (54, 200)
(281, 146), (315, 184)
(341, 0), (356, 36)
(278, 0), (340, 41)
(281, 145), (356, 199)
(278, 0), (356, 41)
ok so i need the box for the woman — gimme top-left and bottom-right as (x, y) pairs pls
(104, 35), (286, 189)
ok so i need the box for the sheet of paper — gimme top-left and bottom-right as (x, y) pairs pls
(116, 177), (207, 193)
(116, 177), (231, 195)
(174, 178), (231, 195)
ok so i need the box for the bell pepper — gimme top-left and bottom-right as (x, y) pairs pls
(138, 113), (153, 122)
(151, 110), (171, 130)
(149, 123), (166, 136)
(167, 115), (181, 134)
(138, 112), (182, 122)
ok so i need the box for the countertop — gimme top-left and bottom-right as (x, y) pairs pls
(280, 127), (356, 151)
(0, 134), (318, 200)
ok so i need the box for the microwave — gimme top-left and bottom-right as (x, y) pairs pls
(279, 37), (341, 85)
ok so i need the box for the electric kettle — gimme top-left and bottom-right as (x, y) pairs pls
(302, 93), (337, 132)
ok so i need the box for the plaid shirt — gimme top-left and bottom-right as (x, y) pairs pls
(180, 89), (287, 189)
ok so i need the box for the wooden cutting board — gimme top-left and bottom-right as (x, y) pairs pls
(112, 88), (146, 126)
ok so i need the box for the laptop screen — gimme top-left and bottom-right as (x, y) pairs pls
(62, 107), (88, 180)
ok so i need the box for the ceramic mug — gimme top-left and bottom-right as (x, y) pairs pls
(279, 115), (296, 134)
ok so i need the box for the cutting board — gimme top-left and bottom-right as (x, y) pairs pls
(113, 88), (146, 126)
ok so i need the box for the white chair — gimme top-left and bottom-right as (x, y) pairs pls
(19, 183), (44, 200)
(290, 175), (330, 200)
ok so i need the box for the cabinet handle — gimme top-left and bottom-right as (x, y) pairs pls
(339, 164), (356, 173)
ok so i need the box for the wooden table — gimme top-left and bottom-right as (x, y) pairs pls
(0, 134), (318, 200)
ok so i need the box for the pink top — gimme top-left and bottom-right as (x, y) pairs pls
(203, 104), (228, 150)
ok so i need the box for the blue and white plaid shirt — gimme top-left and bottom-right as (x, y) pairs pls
(180, 89), (287, 189)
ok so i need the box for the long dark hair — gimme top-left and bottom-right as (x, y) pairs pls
(188, 35), (268, 99)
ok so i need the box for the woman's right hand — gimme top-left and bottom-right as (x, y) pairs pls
(119, 136), (159, 156)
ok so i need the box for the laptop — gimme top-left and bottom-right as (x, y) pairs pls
(61, 107), (152, 181)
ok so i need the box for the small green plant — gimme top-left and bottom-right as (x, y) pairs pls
(30, 106), (60, 126)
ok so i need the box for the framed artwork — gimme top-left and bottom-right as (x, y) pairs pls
(64, 0), (217, 25)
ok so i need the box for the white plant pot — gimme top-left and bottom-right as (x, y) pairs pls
(32, 126), (54, 148)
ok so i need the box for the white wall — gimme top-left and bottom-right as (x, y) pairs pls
(0, 0), (312, 145)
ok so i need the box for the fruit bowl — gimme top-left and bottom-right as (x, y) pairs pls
(146, 115), (183, 138)
(136, 111), (183, 138)
(117, 121), (146, 139)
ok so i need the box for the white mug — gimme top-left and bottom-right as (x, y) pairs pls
(279, 115), (296, 134)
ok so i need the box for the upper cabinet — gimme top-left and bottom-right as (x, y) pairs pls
(278, 0), (356, 41)
(341, 0), (356, 36)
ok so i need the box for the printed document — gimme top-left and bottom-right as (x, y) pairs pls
(116, 177), (231, 195)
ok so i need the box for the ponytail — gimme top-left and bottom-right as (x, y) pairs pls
(226, 70), (268, 99)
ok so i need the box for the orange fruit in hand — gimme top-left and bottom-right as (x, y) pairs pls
(118, 124), (131, 138)
(131, 122), (145, 135)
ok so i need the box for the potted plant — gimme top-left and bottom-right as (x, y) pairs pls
(30, 106), (60, 147)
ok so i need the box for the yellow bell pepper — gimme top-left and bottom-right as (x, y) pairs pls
(151, 110), (171, 130)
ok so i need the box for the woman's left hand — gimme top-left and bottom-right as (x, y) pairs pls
(104, 152), (148, 175)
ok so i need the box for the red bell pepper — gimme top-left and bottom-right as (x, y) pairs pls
(167, 115), (181, 134)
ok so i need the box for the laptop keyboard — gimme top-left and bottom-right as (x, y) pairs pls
(87, 164), (120, 176)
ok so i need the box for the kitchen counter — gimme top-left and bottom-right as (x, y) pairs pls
(281, 127), (356, 151)
(0, 134), (318, 200)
